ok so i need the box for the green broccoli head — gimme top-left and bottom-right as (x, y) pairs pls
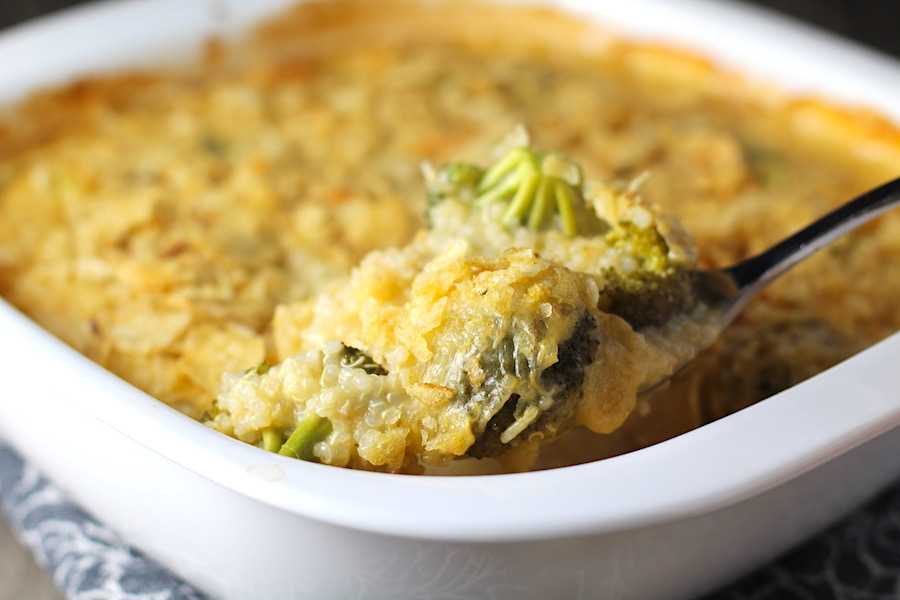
(602, 268), (696, 329)
(603, 222), (672, 273)
(426, 161), (485, 206)
(466, 312), (600, 459)
(600, 219), (696, 329)
(426, 139), (697, 331)
(426, 145), (605, 237)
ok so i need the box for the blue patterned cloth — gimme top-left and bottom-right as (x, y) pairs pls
(2, 443), (900, 600)
(0, 445), (209, 600)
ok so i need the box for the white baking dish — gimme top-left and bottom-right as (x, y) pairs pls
(1, 1), (900, 599)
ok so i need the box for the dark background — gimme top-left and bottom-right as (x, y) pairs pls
(1, 0), (900, 61)
(747, 0), (900, 58)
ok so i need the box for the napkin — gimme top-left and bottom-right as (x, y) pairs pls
(1, 442), (899, 600)
(0, 445), (209, 600)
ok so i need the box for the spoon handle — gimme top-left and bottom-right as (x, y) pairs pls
(726, 177), (900, 295)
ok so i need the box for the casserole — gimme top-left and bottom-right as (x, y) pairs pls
(1, 1), (899, 598)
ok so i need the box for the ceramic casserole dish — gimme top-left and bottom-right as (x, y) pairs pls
(1, 1), (899, 599)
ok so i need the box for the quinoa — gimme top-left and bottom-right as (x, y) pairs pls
(209, 166), (715, 471)
(0, 0), (898, 472)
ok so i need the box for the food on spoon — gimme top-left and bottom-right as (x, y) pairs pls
(206, 133), (718, 472)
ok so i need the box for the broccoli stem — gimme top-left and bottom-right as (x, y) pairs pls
(476, 146), (585, 236)
(476, 164), (531, 207)
(553, 179), (579, 237)
(478, 147), (534, 190)
(501, 171), (541, 226)
(527, 177), (554, 230)
(261, 427), (283, 453)
(278, 412), (333, 462)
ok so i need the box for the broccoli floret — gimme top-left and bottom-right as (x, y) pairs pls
(600, 218), (696, 329)
(426, 162), (485, 206)
(603, 222), (672, 273)
(467, 313), (599, 458)
(464, 268), (692, 460)
(466, 396), (518, 459)
(339, 343), (388, 375)
(602, 269), (696, 330)
(424, 140), (700, 459)
(427, 145), (605, 236)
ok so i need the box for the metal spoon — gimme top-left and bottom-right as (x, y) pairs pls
(646, 176), (900, 393)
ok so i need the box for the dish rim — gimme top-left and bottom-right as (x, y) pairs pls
(1, 0), (900, 544)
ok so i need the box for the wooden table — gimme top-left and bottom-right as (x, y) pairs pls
(0, 517), (62, 600)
